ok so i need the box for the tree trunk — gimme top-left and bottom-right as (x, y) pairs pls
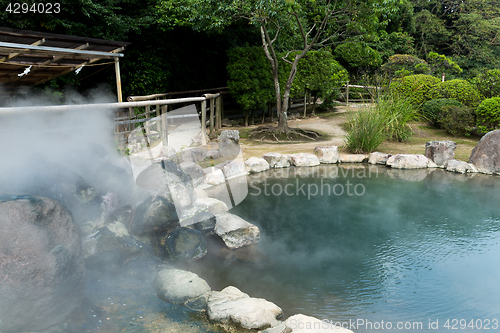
(312, 96), (318, 116)
(303, 91), (307, 118)
(245, 113), (248, 127)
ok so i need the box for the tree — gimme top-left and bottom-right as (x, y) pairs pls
(190, 0), (398, 136)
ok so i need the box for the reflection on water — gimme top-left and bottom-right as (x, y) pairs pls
(192, 165), (500, 333)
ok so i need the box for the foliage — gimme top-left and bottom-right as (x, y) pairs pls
(375, 32), (416, 62)
(427, 79), (482, 107)
(334, 42), (382, 73)
(438, 105), (476, 137)
(389, 74), (440, 106)
(471, 69), (500, 99)
(427, 52), (462, 76)
(344, 107), (386, 153)
(475, 97), (500, 133)
(379, 54), (429, 79)
(421, 99), (463, 126)
(227, 46), (274, 123)
(374, 95), (420, 141)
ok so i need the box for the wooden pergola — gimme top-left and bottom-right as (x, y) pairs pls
(0, 27), (129, 101)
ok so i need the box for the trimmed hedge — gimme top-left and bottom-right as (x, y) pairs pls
(389, 74), (440, 106)
(426, 79), (481, 107)
(439, 105), (475, 137)
(476, 97), (500, 133)
(421, 98), (463, 126)
(472, 69), (500, 99)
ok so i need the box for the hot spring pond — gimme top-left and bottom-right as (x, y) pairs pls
(195, 165), (500, 332)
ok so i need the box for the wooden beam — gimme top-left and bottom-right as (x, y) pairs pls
(0, 41), (124, 58)
(0, 38), (46, 62)
(38, 43), (89, 66)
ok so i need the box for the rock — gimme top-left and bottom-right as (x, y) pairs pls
(154, 269), (211, 312)
(216, 159), (248, 179)
(181, 147), (207, 163)
(339, 154), (368, 163)
(245, 157), (270, 173)
(288, 153), (320, 167)
(313, 146), (339, 164)
(84, 250), (124, 275)
(204, 167), (226, 185)
(207, 286), (283, 330)
(445, 159), (478, 174)
(425, 140), (457, 166)
(129, 195), (179, 236)
(260, 322), (291, 333)
(427, 159), (440, 168)
(262, 152), (291, 168)
(194, 197), (229, 215)
(180, 161), (205, 187)
(386, 154), (429, 169)
(0, 196), (86, 332)
(284, 314), (354, 333)
(156, 227), (208, 261)
(368, 152), (391, 165)
(206, 149), (221, 160)
(105, 204), (134, 225)
(192, 211), (217, 235)
(194, 188), (209, 198)
(219, 130), (240, 157)
(136, 160), (195, 208)
(159, 145), (179, 162)
(469, 129), (500, 174)
(215, 212), (260, 249)
(222, 118), (233, 127)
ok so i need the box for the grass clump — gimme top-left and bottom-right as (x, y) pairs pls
(344, 95), (420, 153)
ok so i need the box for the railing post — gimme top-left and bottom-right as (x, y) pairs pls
(209, 97), (215, 138)
(201, 99), (207, 145)
(161, 105), (168, 147)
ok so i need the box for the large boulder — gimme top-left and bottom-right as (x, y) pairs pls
(445, 159), (478, 174)
(245, 157), (270, 173)
(135, 159), (195, 208)
(216, 159), (248, 179)
(204, 167), (226, 185)
(219, 130), (240, 157)
(262, 152), (291, 168)
(425, 140), (457, 166)
(180, 147), (207, 163)
(207, 286), (283, 330)
(180, 161), (205, 187)
(339, 154), (368, 163)
(288, 153), (320, 167)
(368, 152), (391, 165)
(469, 129), (500, 174)
(154, 227), (208, 262)
(129, 195), (179, 236)
(313, 146), (339, 164)
(194, 197), (229, 215)
(215, 212), (260, 249)
(0, 196), (86, 332)
(154, 269), (211, 312)
(386, 154), (429, 169)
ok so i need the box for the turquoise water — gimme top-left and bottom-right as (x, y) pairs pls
(198, 165), (500, 332)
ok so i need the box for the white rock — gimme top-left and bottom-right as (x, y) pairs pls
(180, 161), (204, 186)
(425, 140), (457, 166)
(262, 152), (291, 168)
(445, 159), (477, 174)
(203, 167), (226, 185)
(194, 188), (208, 198)
(207, 286), (283, 330)
(368, 152), (391, 165)
(219, 130), (240, 157)
(215, 212), (260, 249)
(288, 153), (320, 167)
(158, 145), (179, 162)
(194, 197), (229, 215)
(339, 154), (368, 163)
(216, 160), (248, 179)
(154, 269), (211, 311)
(313, 146), (339, 164)
(181, 147), (207, 163)
(386, 154), (429, 169)
(283, 314), (354, 333)
(245, 157), (270, 173)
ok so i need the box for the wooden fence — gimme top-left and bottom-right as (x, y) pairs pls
(338, 82), (382, 107)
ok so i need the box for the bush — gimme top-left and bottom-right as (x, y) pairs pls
(476, 97), (500, 133)
(344, 108), (386, 153)
(472, 69), (500, 99)
(389, 74), (440, 106)
(438, 105), (475, 137)
(334, 42), (382, 73)
(421, 99), (463, 126)
(427, 79), (481, 107)
(379, 54), (429, 78)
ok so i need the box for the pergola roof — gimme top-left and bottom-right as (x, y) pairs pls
(0, 27), (129, 94)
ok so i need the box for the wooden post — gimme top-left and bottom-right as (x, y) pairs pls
(220, 94), (224, 121)
(128, 107), (133, 133)
(114, 58), (123, 103)
(201, 100), (207, 145)
(346, 81), (349, 108)
(209, 97), (215, 138)
(145, 105), (151, 139)
(161, 105), (168, 147)
(216, 96), (221, 129)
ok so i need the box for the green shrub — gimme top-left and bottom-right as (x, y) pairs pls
(421, 99), (463, 126)
(389, 74), (440, 106)
(427, 79), (481, 107)
(334, 42), (382, 72)
(375, 96), (420, 141)
(344, 108), (386, 153)
(476, 97), (500, 133)
(471, 69), (500, 99)
(438, 105), (475, 137)
(379, 54), (429, 78)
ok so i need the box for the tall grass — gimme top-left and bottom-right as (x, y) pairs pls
(344, 95), (420, 153)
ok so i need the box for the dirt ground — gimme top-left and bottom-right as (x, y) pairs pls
(226, 105), (479, 162)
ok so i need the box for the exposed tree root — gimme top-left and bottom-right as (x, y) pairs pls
(248, 125), (320, 142)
